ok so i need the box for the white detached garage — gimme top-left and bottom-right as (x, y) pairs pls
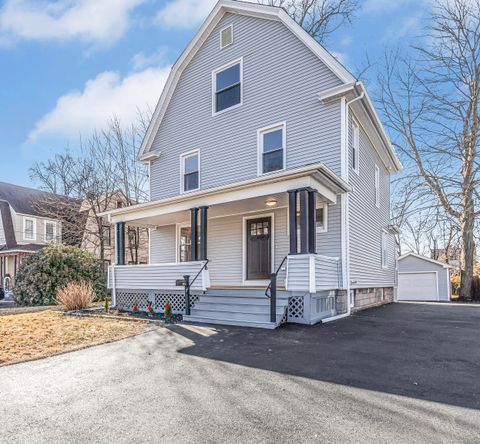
(397, 253), (453, 302)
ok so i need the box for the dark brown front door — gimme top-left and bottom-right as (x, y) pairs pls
(246, 217), (272, 280)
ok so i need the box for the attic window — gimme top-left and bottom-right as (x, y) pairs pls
(220, 24), (233, 48)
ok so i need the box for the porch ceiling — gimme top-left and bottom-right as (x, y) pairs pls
(103, 163), (350, 227)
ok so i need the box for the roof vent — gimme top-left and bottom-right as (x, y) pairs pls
(220, 25), (233, 49)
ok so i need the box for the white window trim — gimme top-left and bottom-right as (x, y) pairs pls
(175, 221), (191, 263)
(352, 118), (360, 175)
(212, 57), (243, 117)
(23, 217), (36, 241)
(219, 24), (234, 49)
(257, 121), (287, 176)
(316, 202), (328, 233)
(44, 221), (57, 243)
(381, 230), (388, 269)
(374, 164), (380, 208)
(180, 149), (200, 194)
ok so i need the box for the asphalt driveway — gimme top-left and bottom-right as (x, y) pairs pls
(1, 303), (479, 443)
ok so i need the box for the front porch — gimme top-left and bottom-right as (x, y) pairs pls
(105, 164), (350, 328)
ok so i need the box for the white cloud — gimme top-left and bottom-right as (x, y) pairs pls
(132, 48), (169, 71)
(0, 0), (144, 45)
(29, 64), (171, 140)
(383, 15), (421, 40)
(155, 0), (216, 29)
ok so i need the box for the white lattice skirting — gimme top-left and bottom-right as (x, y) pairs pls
(116, 290), (200, 314)
(288, 296), (305, 323)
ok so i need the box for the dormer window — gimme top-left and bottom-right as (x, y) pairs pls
(220, 24), (233, 48)
(213, 59), (242, 114)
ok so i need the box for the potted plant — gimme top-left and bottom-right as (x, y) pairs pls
(133, 304), (139, 314)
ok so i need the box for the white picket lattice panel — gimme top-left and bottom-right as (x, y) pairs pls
(116, 289), (201, 314)
(154, 292), (199, 314)
(288, 296), (305, 322)
(116, 291), (150, 311)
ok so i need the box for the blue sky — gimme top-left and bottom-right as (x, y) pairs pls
(0, 0), (426, 188)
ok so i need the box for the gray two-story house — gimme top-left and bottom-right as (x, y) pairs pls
(104, 0), (402, 328)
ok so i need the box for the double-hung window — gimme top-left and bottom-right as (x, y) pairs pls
(181, 150), (199, 193)
(45, 221), (56, 242)
(352, 119), (360, 174)
(258, 122), (286, 175)
(24, 217), (35, 241)
(213, 59), (242, 114)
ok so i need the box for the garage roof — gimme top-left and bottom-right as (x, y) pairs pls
(398, 252), (453, 269)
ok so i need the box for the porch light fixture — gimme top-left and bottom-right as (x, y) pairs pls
(265, 198), (278, 207)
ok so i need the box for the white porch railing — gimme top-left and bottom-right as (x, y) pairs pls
(285, 254), (341, 293)
(108, 261), (210, 304)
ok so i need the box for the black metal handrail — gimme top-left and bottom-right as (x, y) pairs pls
(265, 255), (287, 298)
(265, 255), (287, 324)
(184, 259), (209, 316)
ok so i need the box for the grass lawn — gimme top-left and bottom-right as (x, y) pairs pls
(0, 310), (149, 366)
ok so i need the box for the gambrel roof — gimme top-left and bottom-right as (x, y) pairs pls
(138, 0), (402, 172)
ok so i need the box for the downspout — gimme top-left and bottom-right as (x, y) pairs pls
(344, 88), (364, 317)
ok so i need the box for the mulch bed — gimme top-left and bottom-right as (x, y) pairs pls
(66, 307), (182, 325)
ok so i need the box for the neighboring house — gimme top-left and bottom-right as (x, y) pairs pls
(397, 253), (452, 302)
(81, 192), (149, 270)
(0, 182), (66, 284)
(103, 0), (402, 328)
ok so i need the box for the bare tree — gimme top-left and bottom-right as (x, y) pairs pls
(31, 116), (149, 264)
(378, 0), (480, 298)
(259, 0), (358, 43)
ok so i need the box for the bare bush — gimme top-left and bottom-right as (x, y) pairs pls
(56, 281), (95, 311)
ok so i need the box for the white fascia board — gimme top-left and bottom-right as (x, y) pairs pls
(137, 0), (355, 161)
(138, 150), (161, 163)
(102, 163), (348, 223)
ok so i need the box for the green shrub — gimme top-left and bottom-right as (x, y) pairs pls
(14, 244), (105, 306)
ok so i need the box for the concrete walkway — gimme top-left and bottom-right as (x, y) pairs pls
(0, 303), (479, 443)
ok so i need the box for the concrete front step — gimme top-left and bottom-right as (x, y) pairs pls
(191, 308), (286, 322)
(182, 315), (278, 329)
(198, 295), (288, 305)
(184, 290), (289, 329)
(193, 301), (287, 314)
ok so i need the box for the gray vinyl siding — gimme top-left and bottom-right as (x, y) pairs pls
(149, 12), (342, 201)
(315, 256), (341, 289)
(398, 255), (450, 301)
(150, 225), (176, 263)
(348, 113), (395, 287)
(318, 202), (341, 258)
